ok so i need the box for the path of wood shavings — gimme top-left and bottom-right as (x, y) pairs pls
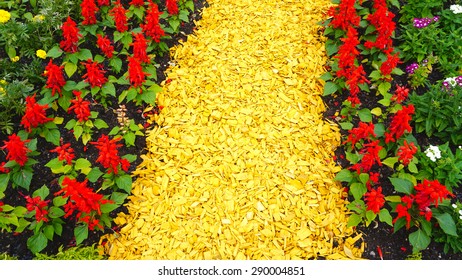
(101, 0), (364, 260)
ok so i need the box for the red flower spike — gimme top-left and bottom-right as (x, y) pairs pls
(0, 201), (4, 212)
(327, 0), (360, 30)
(384, 105), (415, 143)
(1, 134), (30, 167)
(414, 179), (454, 209)
(393, 195), (414, 229)
(128, 56), (148, 89)
(97, 0), (110, 6)
(166, 0), (179, 15)
(81, 0), (99, 25)
(380, 52), (401, 77)
(344, 121), (376, 147)
(21, 93), (53, 132)
(25, 195), (50, 222)
(141, 1), (165, 42)
(392, 85), (409, 104)
(60, 17), (82, 53)
(131, 33), (150, 63)
(0, 162), (9, 173)
(44, 60), (66, 96)
(397, 140), (417, 166)
(82, 59), (107, 88)
(96, 34), (114, 58)
(364, 186), (385, 214)
(50, 143), (75, 165)
(90, 134), (124, 174)
(109, 1), (128, 33)
(130, 0), (145, 6)
(350, 140), (383, 174)
(68, 90), (91, 122)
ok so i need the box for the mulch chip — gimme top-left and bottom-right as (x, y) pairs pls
(101, 0), (364, 260)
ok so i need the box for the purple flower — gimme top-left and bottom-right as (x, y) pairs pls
(413, 17), (435, 28)
(406, 63), (419, 74)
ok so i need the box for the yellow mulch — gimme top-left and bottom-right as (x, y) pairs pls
(100, 0), (364, 260)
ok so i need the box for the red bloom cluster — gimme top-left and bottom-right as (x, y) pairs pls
(345, 121), (376, 147)
(96, 34), (114, 58)
(364, 186), (385, 214)
(131, 33), (150, 63)
(414, 180), (453, 210)
(60, 17), (82, 53)
(44, 60), (66, 96)
(142, 1), (165, 42)
(56, 177), (112, 230)
(81, 0), (99, 25)
(327, 0), (360, 30)
(82, 59), (107, 88)
(97, 0), (110, 6)
(20, 94), (53, 132)
(90, 134), (130, 174)
(166, 0), (179, 15)
(50, 143), (75, 165)
(391, 85), (409, 104)
(384, 104), (415, 143)
(68, 90), (91, 122)
(364, 0), (395, 51)
(128, 56), (148, 89)
(1, 134), (30, 167)
(393, 195), (413, 229)
(25, 195), (49, 222)
(397, 140), (417, 166)
(380, 52), (401, 77)
(0, 201), (3, 212)
(0, 162), (9, 173)
(130, 0), (145, 6)
(109, 1), (128, 33)
(351, 140), (382, 174)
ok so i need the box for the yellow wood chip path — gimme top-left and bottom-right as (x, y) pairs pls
(101, 0), (364, 260)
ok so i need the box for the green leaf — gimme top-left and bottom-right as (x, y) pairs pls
(43, 225), (54, 240)
(409, 229), (431, 253)
(100, 203), (119, 213)
(350, 182), (367, 201)
(82, 133), (92, 145)
(47, 46), (63, 58)
(115, 175), (132, 193)
(378, 209), (393, 226)
(408, 162), (418, 173)
(433, 212), (458, 237)
(389, 177), (414, 195)
(94, 119), (109, 129)
(48, 206), (65, 219)
(87, 167), (104, 183)
(53, 222), (63, 236)
(169, 19), (180, 31)
(109, 126), (121, 135)
(319, 72), (333, 82)
(12, 169), (33, 190)
(64, 62), (77, 78)
(27, 232), (48, 254)
(359, 173), (369, 185)
(339, 122), (353, 130)
(0, 173), (10, 191)
(358, 108), (372, 122)
(74, 224), (88, 245)
(124, 132), (136, 147)
(382, 157), (398, 168)
(53, 196), (67, 207)
(44, 129), (61, 146)
(73, 125), (83, 140)
(77, 49), (93, 61)
(110, 192), (128, 204)
(323, 81), (338, 96)
(75, 158), (92, 175)
(110, 57), (123, 73)
(378, 82), (391, 95)
(33, 185), (49, 200)
(334, 169), (353, 183)
(102, 82), (116, 97)
(347, 213), (362, 227)
(65, 119), (77, 130)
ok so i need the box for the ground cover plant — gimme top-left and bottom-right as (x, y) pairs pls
(322, 0), (462, 259)
(0, 0), (205, 259)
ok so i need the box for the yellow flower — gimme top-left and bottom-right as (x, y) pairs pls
(0, 87), (5, 94)
(10, 56), (19, 62)
(0, 79), (7, 85)
(36, 49), (47, 59)
(0, 9), (11, 23)
(33, 15), (45, 22)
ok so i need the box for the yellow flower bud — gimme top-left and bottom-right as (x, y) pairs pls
(10, 56), (19, 62)
(36, 49), (47, 59)
(0, 9), (11, 24)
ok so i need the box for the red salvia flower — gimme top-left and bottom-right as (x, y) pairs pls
(344, 121), (376, 147)
(366, 172), (380, 189)
(393, 195), (413, 229)
(364, 0), (395, 51)
(130, 0), (145, 6)
(327, 0), (360, 30)
(166, 0), (179, 15)
(128, 56), (148, 89)
(25, 195), (49, 222)
(96, 34), (114, 58)
(109, 1), (128, 33)
(392, 85), (409, 103)
(82, 59), (107, 88)
(56, 177), (112, 230)
(384, 105), (415, 143)
(364, 186), (385, 214)
(81, 0), (99, 25)
(351, 140), (382, 174)
(20, 93), (53, 132)
(141, 1), (165, 42)
(90, 134), (124, 174)
(1, 134), (30, 167)
(131, 32), (150, 63)
(60, 17), (82, 53)
(121, 158), (130, 172)
(50, 142), (75, 165)
(44, 59), (66, 96)
(380, 52), (401, 77)
(97, 0), (110, 6)
(397, 140), (417, 166)
(0, 162), (9, 173)
(0, 201), (4, 212)
(414, 179), (454, 210)
(68, 90), (91, 122)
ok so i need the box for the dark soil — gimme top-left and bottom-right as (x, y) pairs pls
(0, 0), (208, 260)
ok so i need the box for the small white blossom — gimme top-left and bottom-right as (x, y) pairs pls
(424, 145), (442, 162)
(459, 210), (462, 215)
(453, 203), (458, 208)
(460, 215), (462, 220)
(450, 4), (462, 14)
(444, 77), (457, 87)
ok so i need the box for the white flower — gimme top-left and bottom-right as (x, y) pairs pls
(444, 77), (457, 87)
(424, 145), (442, 162)
(459, 210), (462, 215)
(460, 215), (462, 220)
(450, 4), (462, 14)
(453, 203), (458, 208)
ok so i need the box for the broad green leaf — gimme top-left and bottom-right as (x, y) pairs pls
(44, 129), (60, 146)
(48, 206), (65, 219)
(347, 213), (362, 227)
(100, 203), (119, 213)
(115, 175), (132, 193)
(389, 177), (414, 194)
(323, 81), (338, 96)
(27, 232), (47, 254)
(87, 167), (104, 183)
(74, 224), (88, 245)
(47, 46), (63, 58)
(12, 169), (33, 190)
(382, 157), (398, 168)
(43, 225), (54, 240)
(53, 196), (67, 207)
(433, 212), (458, 237)
(378, 209), (393, 226)
(64, 62), (77, 78)
(350, 182), (367, 201)
(94, 119), (109, 129)
(75, 158), (92, 174)
(33, 185), (49, 200)
(358, 108), (372, 122)
(409, 229), (431, 253)
(334, 169), (353, 183)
